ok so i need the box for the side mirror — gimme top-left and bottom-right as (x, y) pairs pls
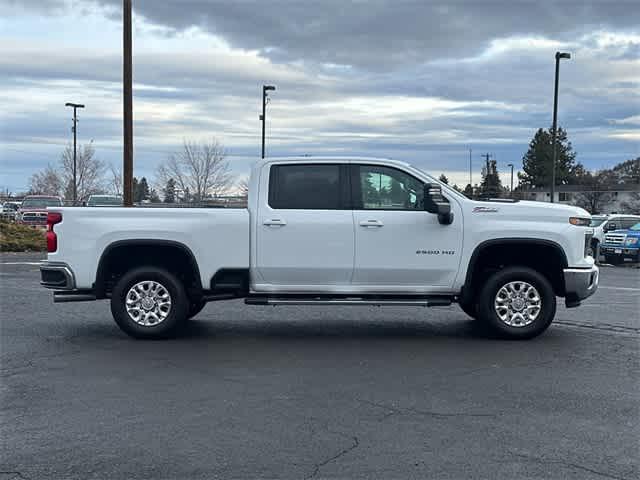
(424, 183), (454, 225)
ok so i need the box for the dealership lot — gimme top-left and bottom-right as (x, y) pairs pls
(1, 253), (638, 480)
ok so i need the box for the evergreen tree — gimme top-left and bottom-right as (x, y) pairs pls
(132, 177), (139, 202)
(479, 159), (503, 199)
(519, 127), (580, 188)
(163, 178), (176, 203)
(438, 174), (449, 184)
(463, 184), (474, 199)
(134, 177), (150, 202)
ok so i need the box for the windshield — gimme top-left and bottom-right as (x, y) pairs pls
(589, 216), (607, 227)
(88, 196), (122, 206)
(630, 223), (640, 231)
(21, 198), (62, 208)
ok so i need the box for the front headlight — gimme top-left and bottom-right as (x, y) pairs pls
(625, 237), (638, 246)
(569, 217), (591, 226)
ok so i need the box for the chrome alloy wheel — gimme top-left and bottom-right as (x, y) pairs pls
(125, 280), (172, 326)
(494, 281), (541, 327)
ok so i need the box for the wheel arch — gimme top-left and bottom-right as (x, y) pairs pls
(94, 239), (202, 299)
(461, 238), (568, 304)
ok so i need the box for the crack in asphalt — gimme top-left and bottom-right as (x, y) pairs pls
(306, 433), (360, 479)
(0, 471), (30, 480)
(509, 450), (633, 480)
(356, 398), (496, 421)
(555, 320), (639, 335)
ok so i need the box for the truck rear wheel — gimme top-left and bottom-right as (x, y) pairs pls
(110, 266), (189, 339)
(477, 266), (556, 339)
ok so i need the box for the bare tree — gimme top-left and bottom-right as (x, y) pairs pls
(108, 164), (123, 196)
(29, 164), (64, 196)
(238, 176), (249, 198)
(573, 170), (614, 214)
(157, 139), (232, 202)
(60, 142), (105, 201)
(621, 191), (640, 214)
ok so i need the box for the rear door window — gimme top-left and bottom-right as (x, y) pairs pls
(268, 164), (346, 209)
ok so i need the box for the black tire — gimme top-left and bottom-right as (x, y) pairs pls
(604, 254), (622, 266)
(188, 300), (207, 319)
(110, 266), (189, 339)
(476, 266), (556, 340)
(458, 299), (477, 319)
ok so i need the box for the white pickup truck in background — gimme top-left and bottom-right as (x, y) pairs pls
(41, 157), (599, 340)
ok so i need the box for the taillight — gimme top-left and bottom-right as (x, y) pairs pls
(46, 212), (62, 253)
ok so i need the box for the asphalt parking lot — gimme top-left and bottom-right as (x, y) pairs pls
(1, 252), (638, 480)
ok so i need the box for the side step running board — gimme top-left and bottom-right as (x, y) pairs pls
(54, 292), (97, 303)
(245, 296), (452, 307)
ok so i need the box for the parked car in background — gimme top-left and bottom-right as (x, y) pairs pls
(601, 222), (640, 265)
(588, 214), (640, 260)
(0, 201), (21, 221)
(87, 195), (123, 207)
(17, 195), (63, 228)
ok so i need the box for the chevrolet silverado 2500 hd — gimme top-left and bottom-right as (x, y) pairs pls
(40, 157), (599, 339)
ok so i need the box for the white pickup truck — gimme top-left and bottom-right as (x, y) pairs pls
(41, 157), (599, 340)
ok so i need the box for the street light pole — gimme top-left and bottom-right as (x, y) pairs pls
(261, 85), (276, 159)
(551, 51), (571, 203)
(65, 102), (85, 205)
(469, 148), (472, 190)
(507, 163), (514, 196)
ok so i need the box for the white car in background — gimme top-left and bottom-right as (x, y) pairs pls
(589, 214), (640, 260)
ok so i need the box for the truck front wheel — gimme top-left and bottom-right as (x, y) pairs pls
(477, 267), (556, 339)
(110, 266), (189, 339)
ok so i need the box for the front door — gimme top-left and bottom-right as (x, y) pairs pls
(351, 164), (463, 291)
(255, 163), (354, 289)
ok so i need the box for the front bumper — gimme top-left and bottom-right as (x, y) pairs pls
(563, 265), (599, 308)
(601, 246), (639, 259)
(40, 262), (76, 290)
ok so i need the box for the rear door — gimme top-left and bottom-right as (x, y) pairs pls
(350, 163), (463, 290)
(255, 163), (354, 288)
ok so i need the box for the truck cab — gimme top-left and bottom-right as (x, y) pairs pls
(40, 157), (599, 340)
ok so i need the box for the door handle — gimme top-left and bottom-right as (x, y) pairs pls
(263, 218), (287, 226)
(359, 219), (384, 227)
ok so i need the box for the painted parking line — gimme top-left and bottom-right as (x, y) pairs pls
(0, 262), (42, 266)
(598, 286), (640, 292)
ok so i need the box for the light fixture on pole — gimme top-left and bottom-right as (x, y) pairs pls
(65, 102), (85, 205)
(261, 85), (276, 159)
(550, 51), (571, 203)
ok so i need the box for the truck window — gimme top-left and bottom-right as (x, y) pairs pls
(269, 164), (342, 209)
(354, 164), (425, 211)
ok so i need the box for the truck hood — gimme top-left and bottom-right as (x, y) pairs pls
(19, 207), (49, 213)
(609, 228), (640, 237)
(470, 200), (589, 218)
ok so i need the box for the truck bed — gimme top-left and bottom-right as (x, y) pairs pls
(48, 207), (250, 290)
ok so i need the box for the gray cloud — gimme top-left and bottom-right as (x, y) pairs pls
(101, 0), (640, 69)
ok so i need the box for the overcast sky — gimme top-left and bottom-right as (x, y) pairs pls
(1, 0), (638, 193)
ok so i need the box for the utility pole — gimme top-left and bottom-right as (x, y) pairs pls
(507, 163), (514, 197)
(551, 51), (571, 203)
(123, 0), (133, 206)
(260, 85), (276, 158)
(65, 102), (85, 205)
